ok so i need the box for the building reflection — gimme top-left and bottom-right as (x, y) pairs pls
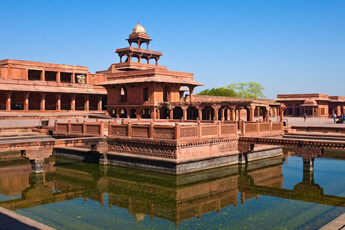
(0, 151), (344, 226)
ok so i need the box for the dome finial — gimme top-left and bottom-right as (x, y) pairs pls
(132, 23), (146, 34)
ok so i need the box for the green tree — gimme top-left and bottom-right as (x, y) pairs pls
(198, 87), (237, 97)
(227, 82), (266, 99)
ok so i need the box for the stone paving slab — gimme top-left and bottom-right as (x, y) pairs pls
(319, 212), (345, 230)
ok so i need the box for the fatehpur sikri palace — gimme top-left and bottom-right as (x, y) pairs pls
(0, 23), (286, 122)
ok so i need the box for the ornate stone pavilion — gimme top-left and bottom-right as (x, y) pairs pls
(0, 60), (107, 112)
(99, 23), (283, 121)
(276, 93), (345, 117)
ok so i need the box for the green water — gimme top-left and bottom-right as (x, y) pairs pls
(0, 149), (345, 229)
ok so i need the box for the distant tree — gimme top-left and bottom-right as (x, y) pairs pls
(227, 82), (266, 99)
(198, 87), (237, 97)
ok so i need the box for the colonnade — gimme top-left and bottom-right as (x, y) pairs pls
(109, 104), (285, 122)
(0, 91), (105, 112)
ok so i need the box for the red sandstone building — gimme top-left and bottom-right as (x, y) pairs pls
(0, 23), (283, 121)
(98, 23), (283, 121)
(276, 94), (345, 117)
(0, 60), (107, 112)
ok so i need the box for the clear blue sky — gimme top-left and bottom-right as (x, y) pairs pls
(1, 0), (344, 99)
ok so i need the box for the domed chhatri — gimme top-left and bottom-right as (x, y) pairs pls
(132, 23), (146, 34)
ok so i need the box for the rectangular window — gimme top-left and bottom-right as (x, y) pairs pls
(45, 71), (57, 81)
(28, 70), (42, 81)
(60, 72), (72, 83)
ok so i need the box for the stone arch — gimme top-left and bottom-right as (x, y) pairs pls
(61, 94), (71, 110)
(142, 108), (151, 119)
(11, 92), (25, 110)
(120, 86), (127, 103)
(75, 94), (85, 111)
(120, 108), (127, 118)
(29, 93), (40, 110)
(160, 107), (169, 119)
(130, 108), (136, 118)
(173, 107), (183, 119)
(202, 106), (214, 120)
(45, 93), (56, 110)
(187, 106), (198, 120)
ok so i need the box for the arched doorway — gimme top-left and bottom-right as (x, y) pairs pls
(45, 93), (56, 110)
(173, 107), (183, 119)
(130, 108), (136, 118)
(29, 93), (40, 110)
(120, 108), (127, 118)
(202, 106), (214, 120)
(11, 92), (25, 110)
(187, 107), (198, 120)
(160, 107), (169, 119)
(142, 108), (151, 119)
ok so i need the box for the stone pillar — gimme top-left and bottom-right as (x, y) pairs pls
(40, 70), (45, 81)
(213, 106), (221, 120)
(230, 108), (235, 121)
(198, 108), (203, 120)
(188, 86), (195, 103)
(24, 92), (30, 111)
(31, 159), (44, 174)
(6, 92), (11, 111)
(40, 93), (46, 111)
(56, 71), (61, 83)
(84, 95), (89, 111)
(97, 96), (102, 111)
(56, 94), (61, 111)
(71, 73), (75, 83)
(263, 107), (269, 122)
(280, 104), (286, 122)
(71, 94), (76, 111)
(182, 106), (188, 120)
(246, 105), (255, 121)
(169, 108), (174, 119)
(221, 108), (225, 121)
(302, 158), (314, 172)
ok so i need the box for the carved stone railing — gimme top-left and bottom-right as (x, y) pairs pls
(241, 121), (283, 136)
(109, 121), (238, 141)
(54, 120), (104, 136)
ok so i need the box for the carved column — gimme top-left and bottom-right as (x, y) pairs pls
(212, 105), (221, 121)
(56, 71), (61, 83)
(220, 108), (225, 121)
(263, 107), (270, 122)
(246, 105), (256, 122)
(40, 93), (46, 111)
(188, 86), (195, 103)
(97, 96), (102, 111)
(279, 104), (286, 122)
(40, 70), (45, 81)
(31, 159), (45, 174)
(24, 92), (30, 111)
(6, 92), (11, 111)
(56, 94), (61, 111)
(71, 73), (75, 83)
(198, 107), (203, 120)
(230, 108), (235, 121)
(181, 106), (188, 120)
(84, 95), (89, 111)
(71, 94), (76, 111)
(169, 108), (174, 119)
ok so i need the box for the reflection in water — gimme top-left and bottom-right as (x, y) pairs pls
(0, 150), (344, 229)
